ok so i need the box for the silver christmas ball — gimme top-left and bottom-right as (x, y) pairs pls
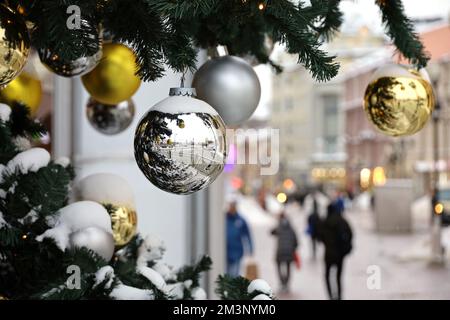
(39, 47), (102, 77)
(38, 21), (101, 77)
(192, 55), (261, 126)
(69, 226), (115, 261)
(134, 87), (227, 195)
(86, 97), (135, 135)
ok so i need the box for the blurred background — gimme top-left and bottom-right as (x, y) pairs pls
(23, 0), (450, 299)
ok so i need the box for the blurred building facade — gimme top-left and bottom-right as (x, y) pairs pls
(343, 24), (450, 194)
(270, 27), (386, 189)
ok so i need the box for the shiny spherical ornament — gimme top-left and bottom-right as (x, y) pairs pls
(0, 295), (8, 300)
(82, 43), (141, 105)
(363, 63), (435, 137)
(0, 72), (41, 115)
(0, 4), (30, 87)
(110, 206), (137, 247)
(86, 97), (135, 135)
(134, 88), (228, 195)
(192, 55), (261, 126)
(69, 226), (115, 261)
(38, 47), (102, 78)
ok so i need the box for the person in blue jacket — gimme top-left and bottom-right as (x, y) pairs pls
(226, 201), (253, 277)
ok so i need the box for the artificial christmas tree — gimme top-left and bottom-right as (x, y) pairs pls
(0, 103), (272, 300)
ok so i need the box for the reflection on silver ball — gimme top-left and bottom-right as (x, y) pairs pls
(38, 21), (101, 78)
(192, 55), (261, 126)
(86, 97), (135, 135)
(39, 48), (102, 77)
(69, 227), (115, 261)
(134, 88), (227, 195)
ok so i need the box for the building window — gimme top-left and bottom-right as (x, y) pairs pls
(323, 94), (338, 153)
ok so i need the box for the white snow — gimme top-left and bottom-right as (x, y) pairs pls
(0, 164), (5, 183)
(18, 209), (39, 225)
(183, 279), (193, 289)
(36, 201), (113, 251)
(12, 137), (31, 151)
(55, 157), (70, 168)
(165, 282), (185, 299)
(0, 103), (11, 122)
(137, 234), (166, 265)
(110, 282), (154, 300)
(74, 173), (135, 208)
(152, 261), (176, 281)
(191, 287), (207, 300)
(151, 95), (219, 115)
(247, 279), (272, 296)
(94, 266), (115, 289)
(137, 265), (166, 291)
(7, 148), (50, 174)
(252, 294), (271, 300)
(0, 212), (7, 228)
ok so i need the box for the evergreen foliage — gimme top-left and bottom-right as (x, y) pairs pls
(2, 0), (429, 82)
(0, 105), (255, 300)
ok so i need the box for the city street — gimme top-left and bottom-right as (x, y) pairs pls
(239, 196), (450, 300)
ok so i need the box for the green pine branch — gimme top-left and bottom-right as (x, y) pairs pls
(377, 0), (429, 68)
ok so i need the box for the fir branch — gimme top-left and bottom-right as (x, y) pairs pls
(267, 0), (339, 81)
(8, 102), (46, 138)
(376, 0), (429, 68)
(176, 255), (212, 289)
(103, 0), (166, 81)
(310, 0), (343, 41)
(0, 163), (74, 223)
(0, 121), (17, 165)
(29, 0), (100, 62)
(215, 275), (251, 300)
(148, 0), (218, 19)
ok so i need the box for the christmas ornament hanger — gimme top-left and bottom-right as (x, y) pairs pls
(0, 0), (429, 87)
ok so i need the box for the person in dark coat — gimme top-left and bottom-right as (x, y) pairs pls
(307, 197), (321, 260)
(271, 212), (299, 292)
(318, 203), (353, 300)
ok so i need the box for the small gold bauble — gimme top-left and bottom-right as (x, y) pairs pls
(0, 72), (42, 114)
(110, 206), (137, 248)
(363, 64), (435, 137)
(81, 43), (141, 105)
(0, 4), (30, 87)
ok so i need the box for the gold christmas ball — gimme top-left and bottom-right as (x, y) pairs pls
(0, 72), (42, 115)
(81, 43), (141, 105)
(363, 64), (435, 137)
(110, 206), (137, 248)
(0, 4), (30, 87)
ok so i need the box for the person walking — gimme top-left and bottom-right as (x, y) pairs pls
(307, 197), (321, 260)
(318, 203), (353, 300)
(271, 213), (299, 293)
(226, 201), (253, 277)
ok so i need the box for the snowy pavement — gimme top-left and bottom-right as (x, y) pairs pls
(237, 197), (450, 300)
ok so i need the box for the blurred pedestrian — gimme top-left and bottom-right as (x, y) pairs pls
(318, 203), (353, 300)
(271, 212), (299, 293)
(226, 201), (253, 277)
(333, 190), (345, 215)
(306, 197), (321, 260)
